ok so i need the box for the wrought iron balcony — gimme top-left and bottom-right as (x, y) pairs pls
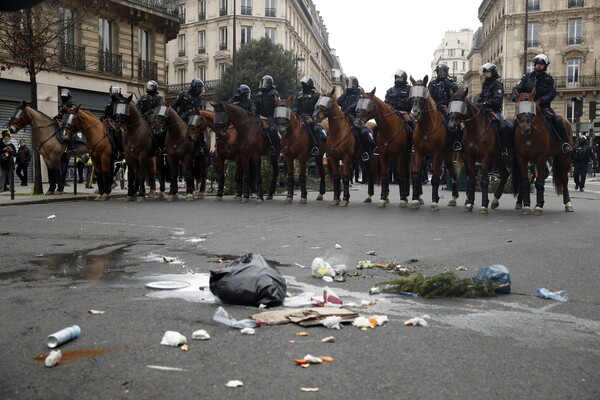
(98, 50), (122, 76)
(178, 49), (186, 57)
(220, 7), (227, 16)
(59, 43), (85, 70)
(126, 0), (179, 16)
(265, 8), (276, 17)
(568, 37), (583, 45)
(138, 58), (157, 81)
(199, 12), (206, 20)
(504, 75), (600, 91)
(568, 0), (584, 7)
(167, 79), (221, 96)
(241, 6), (252, 15)
(198, 47), (206, 54)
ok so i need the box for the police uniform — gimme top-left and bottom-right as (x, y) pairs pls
(384, 82), (412, 113)
(572, 139), (596, 191)
(479, 75), (513, 152)
(338, 88), (374, 159)
(172, 89), (205, 121)
(428, 78), (459, 109)
(292, 88), (327, 148)
(254, 87), (280, 150)
(137, 91), (164, 116)
(228, 94), (256, 115)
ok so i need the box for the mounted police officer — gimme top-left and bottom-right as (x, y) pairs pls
(384, 69), (414, 128)
(477, 63), (513, 154)
(428, 63), (461, 151)
(338, 76), (375, 161)
(137, 80), (165, 119)
(291, 75), (326, 155)
(228, 84), (256, 115)
(173, 78), (205, 121)
(254, 75), (280, 154)
(54, 88), (78, 154)
(101, 85), (126, 159)
(572, 136), (596, 191)
(513, 54), (572, 153)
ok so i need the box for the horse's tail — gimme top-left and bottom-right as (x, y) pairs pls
(511, 155), (521, 196)
(551, 155), (566, 195)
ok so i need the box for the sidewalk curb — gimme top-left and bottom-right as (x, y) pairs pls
(0, 193), (127, 206)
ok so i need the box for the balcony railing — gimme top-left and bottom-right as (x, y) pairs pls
(504, 75), (600, 91)
(167, 79), (221, 96)
(98, 50), (122, 76)
(265, 7), (276, 17)
(219, 43), (227, 50)
(138, 58), (157, 81)
(178, 49), (186, 57)
(220, 7), (227, 16)
(199, 11), (206, 20)
(241, 6), (252, 15)
(178, 12), (186, 23)
(568, 0), (584, 7)
(126, 0), (179, 16)
(527, 39), (540, 48)
(198, 47), (206, 54)
(59, 43), (85, 70)
(568, 37), (583, 45)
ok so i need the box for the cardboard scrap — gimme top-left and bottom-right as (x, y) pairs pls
(251, 307), (358, 326)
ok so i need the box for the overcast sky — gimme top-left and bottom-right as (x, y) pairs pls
(312, 0), (484, 95)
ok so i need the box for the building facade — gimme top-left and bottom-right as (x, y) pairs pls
(431, 29), (474, 84)
(165, 0), (335, 99)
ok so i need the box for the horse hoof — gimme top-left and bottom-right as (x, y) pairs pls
(256, 198), (264, 203)
(340, 200), (349, 207)
(157, 192), (165, 199)
(126, 196), (135, 202)
(491, 198), (499, 209)
(147, 191), (156, 199)
(215, 196), (222, 202)
(197, 192), (205, 200)
(235, 196), (242, 202)
(430, 203), (439, 211)
(565, 202), (574, 212)
(44, 191), (54, 195)
(377, 200), (387, 208)
(364, 197), (372, 203)
(534, 206), (543, 216)
(464, 204), (473, 212)
(410, 200), (421, 209)
(299, 198), (307, 204)
(55, 191), (64, 195)
(331, 199), (340, 206)
(522, 206), (531, 215)
(447, 199), (457, 207)
(100, 194), (110, 201)
(94, 194), (102, 201)
(419, 196), (424, 205)
(284, 197), (293, 204)
(266, 195), (273, 200)
(166, 195), (176, 202)
(399, 200), (408, 208)
(479, 207), (488, 214)
(316, 194), (323, 201)
(186, 194), (194, 201)
(137, 196), (146, 202)
(515, 203), (523, 210)
(241, 197), (249, 203)
(94, 189), (99, 195)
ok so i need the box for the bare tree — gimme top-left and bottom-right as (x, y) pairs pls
(0, 0), (99, 193)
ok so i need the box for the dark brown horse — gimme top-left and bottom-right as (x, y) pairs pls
(62, 106), (114, 200)
(8, 101), (87, 194)
(409, 76), (460, 211)
(512, 89), (573, 215)
(212, 102), (279, 203)
(447, 88), (511, 213)
(354, 88), (412, 207)
(151, 105), (195, 201)
(185, 109), (213, 199)
(274, 96), (327, 204)
(113, 95), (153, 201)
(313, 89), (374, 206)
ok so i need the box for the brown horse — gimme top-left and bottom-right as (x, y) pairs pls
(409, 76), (460, 211)
(354, 88), (412, 207)
(151, 105), (195, 201)
(62, 106), (114, 200)
(8, 101), (87, 194)
(185, 109), (213, 199)
(447, 88), (511, 213)
(113, 95), (153, 201)
(313, 89), (374, 206)
(274, 96), (327, 204)
(512, 89), (573, 215)
(212, 102), (279, 203)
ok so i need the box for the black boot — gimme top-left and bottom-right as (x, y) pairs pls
(554, 117), (572, 153)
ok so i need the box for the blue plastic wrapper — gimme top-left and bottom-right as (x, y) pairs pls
(472, 264), (511, 294)
(210, 253), (287, 307)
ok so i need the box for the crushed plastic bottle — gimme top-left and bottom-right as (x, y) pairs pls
(213, 306), (261, 329)
(537, 288), (568, 302)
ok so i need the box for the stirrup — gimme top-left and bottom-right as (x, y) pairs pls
(361, 152), (370, 161)
(311, 147), (320, 156)
(561, 143), (572, 153)
(373, 147), (379, 156)
(453, 141), (462, 152)
(502, 147), (509, 156)
(269, 146), (277, 155)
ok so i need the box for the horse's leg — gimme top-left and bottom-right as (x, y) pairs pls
(378, 154), (389, 207)
(267, 154), (278, 200)
(184, 158), (195, 201)
(341, 159), (352, 207)
(160, 156), (168, 195)
(397, 155), (409, 207)
(198, 155), (207, 199)
(410, 153), (423, 209)
(364, 158), (374, 202)
(235, 159), (243, 200)
(532, 157), (546, 215)
(443, 151), (459, 206)
(331, 161), (341, 206)
(46, 166), (56, 194)
(491, 158), (510, 209)
(167, 156), (178, 199)
(137, 158), (148, 201)
(429, 153), (443, 211)
(517, 156), (532, 214)
(479, 160), (490, 214)
(241, 156), (250, 202)
(463, 155), (476, 212)
(315, 155), (325, 200)
(284, 153), (294, 204)
(299, 156), (308, 204)
(255, 156), (264, 203)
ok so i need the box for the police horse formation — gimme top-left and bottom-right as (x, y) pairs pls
(7, 80), (577, 215)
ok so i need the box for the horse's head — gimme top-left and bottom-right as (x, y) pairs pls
(211, 102), (230, 136)
(61, 105), (81, 141)
(354, 88), (376, 128)
(408, 75), (430, 121)
(447, 87), (469, 131)
(8, 101), (30, 134)
(114, 94), (134, 132)
(274, 96), (294, 135)
(151, 104), (170, 135)
(313, 88), (336, 123)
(513, 88), (538, 136)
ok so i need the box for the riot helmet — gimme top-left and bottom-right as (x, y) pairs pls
(239, 84), (251, 99)
(578, 136), (588, 145)
(259, 75), (274, 90)
(300, 75), (314, 92)
(146, 80), (158, 94)
(435, 63), (449, 79)
(60, 88), (71, 102)
(394, 70), (408, 82)
(479, 63), (499, 77)
(533, 54), (549, 71)
(109, 85), (122, 98)
(346, 76), (359, 91)
(190, 78), (205, 94)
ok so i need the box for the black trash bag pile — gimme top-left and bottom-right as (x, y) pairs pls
(210, 253), (287, 307)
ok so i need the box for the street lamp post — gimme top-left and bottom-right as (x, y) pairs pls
(232, 0), (237, 95)
(295, 54), (305, 77)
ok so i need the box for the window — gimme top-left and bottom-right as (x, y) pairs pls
(448, 49), (455, 57)
(177, 68), (187, 85)
(567, 58), (580, 88)
(566, 100), (576, 123)
(60, 8), (75, 45)
(527, 22), (539, 47)
(526, 0), (540, 11)
(241, 26), (252, 44)
(241, 0), (252, 15)
(198, 0), (206, 20)
(462, 61), (466, 71)
(59, 8), (84, 70)
(139, 29), (149, 61)
(198, 31), (206, 54)
(98, 18), (121, 75)
(98, 18), (112, 52)
(568, 0), (584, 8)
(220, 0), (227, 16)
(461, 50), (465, 56)
(265, 0), (276, 17)
(178, 4), (186, 24)
(178, 34), (186, 57)
(219, 27), (227, 50)
(265, 28), (276, 42)
(568, 19), (583, 45)
(219, 63), (227, 78)
(197, 66), (206, 82)
(527, 61), (534, 73)
(452, 61), (458, 71)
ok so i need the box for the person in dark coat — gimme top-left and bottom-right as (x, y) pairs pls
(572, 136), (597, 191)
(1, 131), (17, 191)
(15, 139), (31, 186)
(477, 63), (513, 154)
(338, 76), (375, 161)
(428, 63), (461, 151)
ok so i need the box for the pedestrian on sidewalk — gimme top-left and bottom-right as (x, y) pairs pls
(1, 130), (17, 192)
(16, 139), (31, 186)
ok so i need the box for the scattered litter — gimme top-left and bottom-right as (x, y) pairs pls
(472, 265), (511, 294)
(294, 263), (306, 269)
(537, 288), (568, 302)
(398, 291), (422, 297)
(507, 240), (512, 243)
(334, 244), (342, 249)
(296, 332), (309, 336)
(225, 380), (244, 388)
(192, 330), (210, 340)
(333, 274), (346, 282)
(88, 309), (105, 315)
(160, 331), (187, 347)
(210, 253), (286, 307)
(146, 365), (189, 372)
(357, 260), (372, 269)
(281, 244), (290, 248)
(353, 315), (388, 330)
(322, 276), (333, 282)
(300, 388), (319, 392)
(45, 350), (61, 367)
(321, 316), (343, 330)
(163, 256), (177, 263)
(145, 281), (190, 290)
(47, 215), (56, 220)
(372, 262), (398, 270)
(213, 306), (261, 329)
(319, 356), (334, 362)
(47, 325), (81, 348)
(366, 250), (377, 255)
(321, 336), (336, 343)
(347, 272), (362, 277)
(404, 315), (431, 327)
(311, 287), (343, 307)
(240, 328), (256, 335)
(181, 344), (189, 351)
(360, 300), (378, 306)
(312, 257), (336, 278)
(295, 359), (309, 365)
(455, 266), (468, 271)
(369, 286), (381, 295)
(284, 293), (315, 308)
(251, 307), (358, 326)
(216, 259), (226, 263)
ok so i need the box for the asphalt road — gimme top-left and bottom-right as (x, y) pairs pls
(1, 181), (599, 400)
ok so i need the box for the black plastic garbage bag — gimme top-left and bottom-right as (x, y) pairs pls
(210, 253), (287, 307)
(472, 264), (511, 294)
